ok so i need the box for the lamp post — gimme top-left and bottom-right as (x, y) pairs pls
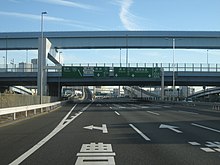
(59, 51), (62, 63)
(26, 50), (28, 63)
(126, 34), (128, 67)
(165, 38), (176, 101)
(3, 56), (6, 70)
(172, 38), (175, 101)
(5, 37), (8, 72)
(206, 49), (209, 64)
(40, 11), (47, 104)
(119, 48), (121, 66)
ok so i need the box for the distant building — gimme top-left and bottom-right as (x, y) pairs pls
(31, 59), (38, 72)
(18, 62), (33, 72)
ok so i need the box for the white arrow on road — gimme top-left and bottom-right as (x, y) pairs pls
(159, 124), (182, 133)
(84, 124), (108, 133)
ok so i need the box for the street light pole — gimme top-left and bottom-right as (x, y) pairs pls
(172, 38), (175, 101)
(3, 56), (6, 70)
(120, 48), (121, 66)
(26, 50), (28, 63)
(126, 34), (128, 67)
(5, 37), (8, 72)
(207, 49), (209, 64)
(59, 51), (62, 63)
(40, 11), (47, 104)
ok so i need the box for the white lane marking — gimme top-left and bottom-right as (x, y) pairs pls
(75, 142), (116, 165)
(129, 124), (151, 141)
(114, 111), (120, 116)
(178, 110), (198, 115)
(9, 103), (91, 165)
(147, 111), (160, 116)
(159, 124), (182, 133)
(84, 124), (108, 134)
(200, 148), (215, 152)
(75, 156), (115, 164)
(188, 142), (200, 146)
(191, 123), (220, 133)
(140, 106), (150, 108)
(163, 106), (171, 108)
(112, 104), (125, 109)
(214, 148), (220, 152)
(205, 141), (220, 148)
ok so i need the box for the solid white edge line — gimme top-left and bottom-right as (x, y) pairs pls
(129, 124), (151, 141)
(9, 103), (92, 165)
(114, 111), (120, 116)
(191, 123), (220, 133)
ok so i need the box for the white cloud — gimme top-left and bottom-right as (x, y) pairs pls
(8, 0), (19, 3)
(0, 11), (104, 30)
(0, 11), (74, 24)
(0, 11), (39, 20)
(115, 0), (140, 30)
(35, 0), (97, 10)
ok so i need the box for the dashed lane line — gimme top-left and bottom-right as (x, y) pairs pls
(114, 111), (120, 116)
(129, 124), (151, 141)
(191, 123), (220, 133)
(147, 111), (160, 116)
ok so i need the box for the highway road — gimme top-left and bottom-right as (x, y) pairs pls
(0, 98), (220, 165)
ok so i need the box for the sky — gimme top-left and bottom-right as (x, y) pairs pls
(0, 0), (220, 65)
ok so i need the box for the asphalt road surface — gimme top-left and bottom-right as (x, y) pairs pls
(0, 98), (220, 165)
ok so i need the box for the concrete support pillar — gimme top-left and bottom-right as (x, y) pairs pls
(48, 83), (61, 98)
(161, 68), (165, 101)
(37, 38), (52, 103)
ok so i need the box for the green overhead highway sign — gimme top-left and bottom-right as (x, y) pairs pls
(62, 66), (83, 78)
(114, 67), (161, 78)
(62, 66), (161, 79)
(94, 67), (110, 78)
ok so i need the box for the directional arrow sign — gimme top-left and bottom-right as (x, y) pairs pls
(159, 124), (182, 133)
(84, 124), (108, 133)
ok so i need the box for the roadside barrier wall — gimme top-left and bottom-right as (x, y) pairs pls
(0, 94), (58, 108)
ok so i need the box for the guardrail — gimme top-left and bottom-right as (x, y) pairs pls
(0, 101), (63, 120)
(212, 104), (220, 111)
(1, 63), (220, 73)
(63, 63), (220, 72)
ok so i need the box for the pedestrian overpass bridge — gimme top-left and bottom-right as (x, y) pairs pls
(1, 63), (220, 97)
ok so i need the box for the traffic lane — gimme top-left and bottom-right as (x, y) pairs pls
(114, 104), (220, 164)
(115, 102), (220, 130)
(162, 103), (220, 118)
(126, 121), (220, 165)
(0, 101), (85, 165)
(96, 103), (220, 164)
(115, 103), (220, 141)
(155, 105), (220, 132)
(19, 102), (164, 165)
(19, 102), (119, 164)
(21, 101), (219, 165)
(7, 101), (220, 165)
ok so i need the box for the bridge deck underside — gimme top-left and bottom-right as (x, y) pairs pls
(0, 72), (220, 86)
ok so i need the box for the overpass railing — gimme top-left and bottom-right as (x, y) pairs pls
(1, 63), (220, 72)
